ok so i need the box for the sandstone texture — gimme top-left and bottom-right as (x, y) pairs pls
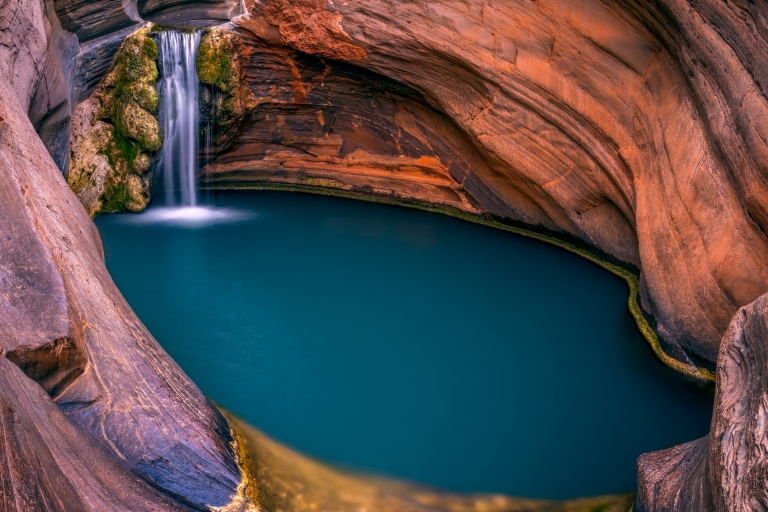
(198, 27), (485, 214)
(0, 0), (253, 509)
(231, 415), (635, 512)
(219, 0), (768, 369)
(4, 0), (768, 510)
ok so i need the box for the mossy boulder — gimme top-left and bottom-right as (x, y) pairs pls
(197, 28), (239, 92)
(122, 82), (160, 114)
(116, 102), (162, 151)
(197, 28), (255, 150)
(68, 28), (163, 217)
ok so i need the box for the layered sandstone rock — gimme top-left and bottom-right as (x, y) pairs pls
(228, 0), (768, 367)
(0, 0), (253, 509)
(197, 28), (484, 213)
(5, 0), (768, 510)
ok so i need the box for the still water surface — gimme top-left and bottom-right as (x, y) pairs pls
(95, 190), (712, 500)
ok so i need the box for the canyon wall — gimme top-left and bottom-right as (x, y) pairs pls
(3, 0), (768, 509)
(0, 0), (252, 509)
(209, 0), (768, 368)
(636, 292), (768, 511)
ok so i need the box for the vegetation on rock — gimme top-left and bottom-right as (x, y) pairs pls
(67, 29), (161, 217)
(197, 28), (255, 151)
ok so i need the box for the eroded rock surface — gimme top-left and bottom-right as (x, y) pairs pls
(4, 0), (768, 509)
(0, 0), (250, 509)
(68, 30), (161, 216)
(198, 28), (485, 214)
(231, 415), (635, 512)
(232, 0), (768, 366)
(637, 292), (768, 511)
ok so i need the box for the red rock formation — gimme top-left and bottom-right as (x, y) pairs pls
(3, 0), (768, 509)
(230, 0), (768, 366)
(199, 31), (483, 213)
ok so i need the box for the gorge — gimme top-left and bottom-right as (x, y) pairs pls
(2, 0), (768, 510)
(95, 189), (713, 500)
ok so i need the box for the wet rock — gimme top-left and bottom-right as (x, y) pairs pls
(0, 1), (249, 507)
(51, 0), (138, 42)
(137, 0), (246, 26)
(231, 415), (636, 512)
(198, 27), (255, 151)
(66, 97), (113, 216)
(637, 292), (768, 511)
(68, 30), (162, 216)
(199, 29), (483, 214)
(116, 101), (162, 150)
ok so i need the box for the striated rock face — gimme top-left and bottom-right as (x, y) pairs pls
(137, 0), (246, 26)
(230, 0), (768, 366)
(0, 1), (253, 509)
(199, 28), (485, 214)
(636, 292), (768, 511)
(5, 0), (768, 509)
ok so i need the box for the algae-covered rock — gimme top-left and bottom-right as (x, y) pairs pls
(122, 82), (160, 114)
(67, 97), (114, 217)
(197, 28), (255, 151)
(68, 27), (162, 217)
(68, 96), (155, 216)
(116, 101), (162, 151)
(197, 28), (239, 92)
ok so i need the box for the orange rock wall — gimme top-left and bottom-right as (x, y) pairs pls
(229, 0), (768, 363)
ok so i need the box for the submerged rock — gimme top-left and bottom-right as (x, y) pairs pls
(230, 414), (636, 512)
(67, 29), (162, 217)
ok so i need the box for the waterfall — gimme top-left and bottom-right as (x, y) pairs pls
(157, 31), (201, 207)
(134, 30), (248, 226)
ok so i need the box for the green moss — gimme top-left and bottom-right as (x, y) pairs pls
(197, 28), (250, 150)
(208, 181), (716, 384)
(100, 174), (129, 213)
(122, 82), (160, 114)
(197, 28), (238, 92)
(99, 31), (161, 150)
(89, 30), (163, 215)
(115, 102), (162, 151)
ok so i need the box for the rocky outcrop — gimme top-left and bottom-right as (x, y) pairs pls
(636, 292), (768, 511)
(5, 0), (768, 509)
(230, 415), (636, 512)
(137, 0), (246, 26)
(223, 0), (768, 367)
(0, 0), (254, 509)
(198, 29), (485, 214)
(198, 27), (255, 152)
(67, 30), (161, 216)
(49, 0), (246, 41)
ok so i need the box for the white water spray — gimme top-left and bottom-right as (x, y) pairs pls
(140, 30), (251, 227)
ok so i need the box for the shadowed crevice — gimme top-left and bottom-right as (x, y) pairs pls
(5, 338), (87, 400)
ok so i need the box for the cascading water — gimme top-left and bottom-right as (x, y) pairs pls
(157, 30), (201, 207)
(140, 30), (248, 226)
